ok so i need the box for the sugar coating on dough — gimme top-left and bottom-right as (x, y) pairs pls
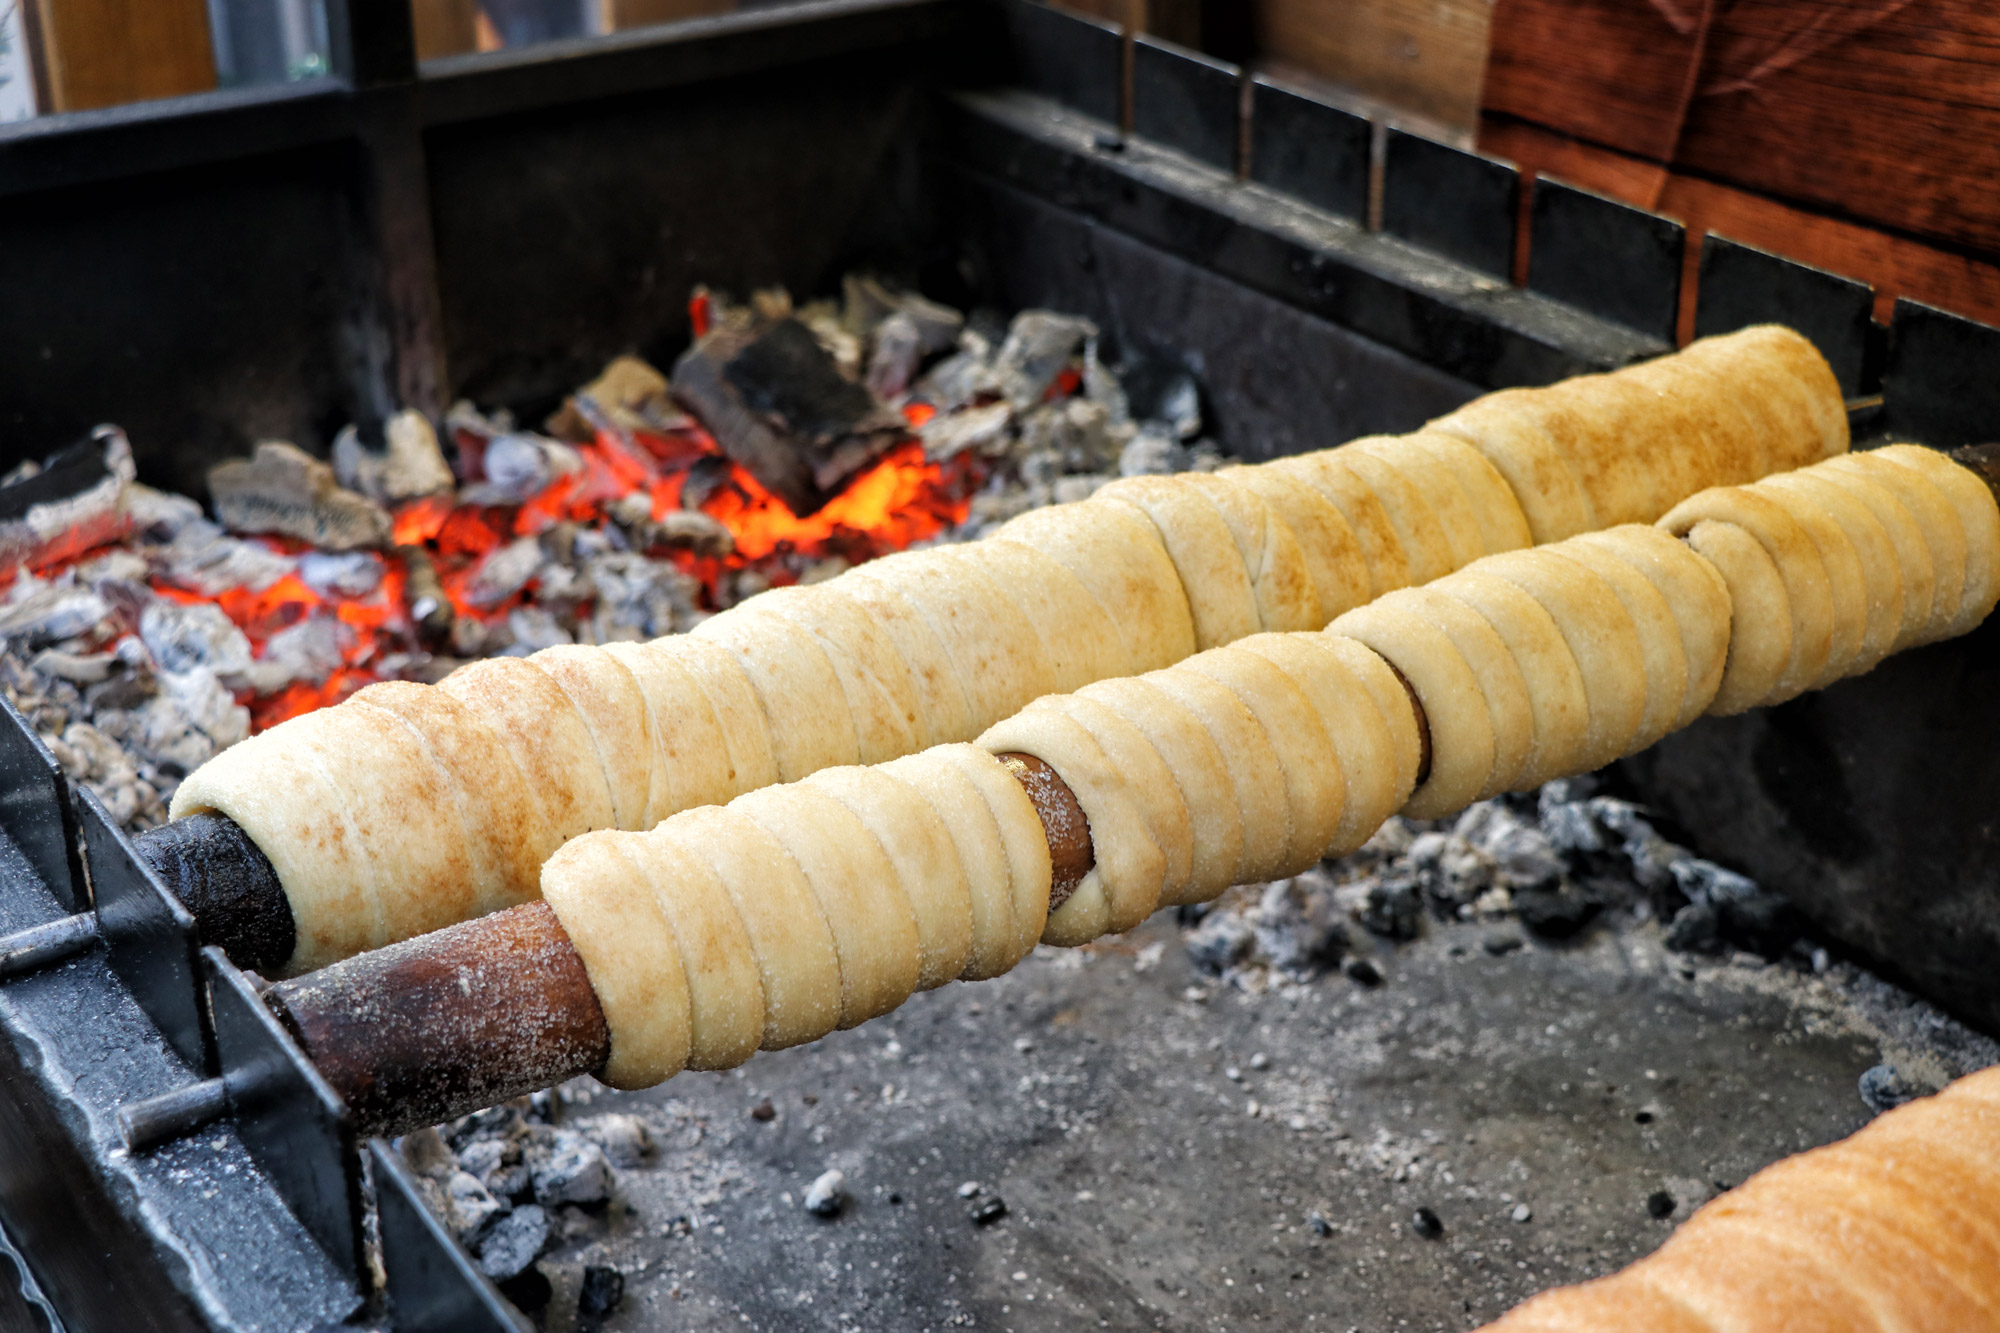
(1474, 547), (1648, 769)
(734, 784), (921, 1030)
(923, 743), (1053, 961)
(1426, 396), (1598, 544)
(824, 569), (976, 749)
(1331, 590), (1496, 819)
(542, 832), (693, 1090)
(802, 765), (975, 990)
(1143, 665), (1297, 885)
(1567, 526), (1731, 728)
(1872, 444), (2000, 639)
(1755, 475), (1904, 678)
(1541, 540), (1689, 751)
(969, 538), (1128, 693)
(1818, 453), (1966, 646)
(1427, 569), (1590, 789)
(1806, 464), (1937, 650)
(981, 702), (1166, 944)
(668, 806), (843, 1050)
(875, 748), (1023, 981)
(1052, 693), (1196, 897)
(1684, 519), (1794, 716)
(1397, 432), (1534, 557)
(629, 828), (764, 1071)
(1348, 435), (1487, 570)
(1233, 634), (1398, 853)
(1076, 676), (1245, 906)
(1185, 644), (1349, 868)
(597, 641), (734, 822)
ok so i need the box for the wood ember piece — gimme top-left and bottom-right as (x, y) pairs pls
(671, 318), (910, 517)
(545, 355), (688, 443)
(208, 441), (392, 551)
(332, 410), (456, 506)
(0, 427), (137, 577)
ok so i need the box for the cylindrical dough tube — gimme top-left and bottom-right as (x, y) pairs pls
(1540, 541), (1688, 751)
(540, 832), (693, 1090)
(1075, 676), (1243, 906)
(875, 748), (1026, 981)
(963, 539), (1126, 692)
(1330, 592), (1495, 819)
(1660, 488), (1834, 701)
(1873, 443), (2000, 638)
(1407, 586), (1536, 796)
(826, 569), (978, 749)
(629, 829), (764, 1070)
(668, 806), (843, 1049)
(729, 585), (924, 766)
(437, 656), (616, 848)
(348, 682), (548, 920)
(173, 708), (388, 974)
(1426, 395), (1600, 544)
(1346, 436), (1486, 571)
(1566, 526), (1731, 728)
(651, 636), (782, 801)
(800, 765), (974, 990)
(990, 498), (1198, 676)
(1474, 548), (1648, 768)
(981, 703), (1166, 945)
(1233, 634), (1409, 853)
(1050, 694), (1194, 897)
(1096, 477), (1262, 651)
(856, 547), (1058, 732)
(1756, 474), (1903, 677)
(597, 641), (740, 823)
(1142, 667), (1296, 884)
(734, 784), (921, 1029)
(689, 610), (860, 782)
(1325, 445), (1458, 584)
(1505, 383), (1660, 528)
(1214, 464), (1369, 626)
(1617, 352), (1766, 493)
(922, 743), (1052, 962)
(527, 646), (656, 832)
(1183, 646), (1347, 869)
(1262, 452), (1416, 599)
(1684, 518), (1795, 715)
(1428, 570), (1590, 787)
(1397, 432), (1534, 557)
(1818, 453), (1964, 646)
(1179, 473), (1321, 634)
(1319, 634), (1424, 817)
(1807, 463), (1938, 648)
(1753, 483), (1870, 686)
(1695, 324), (1848, 463)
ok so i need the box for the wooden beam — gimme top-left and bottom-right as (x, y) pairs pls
(1253, 0), (1494, 136)
(25, 0), (214, 113)
(411, 0), (479, 61)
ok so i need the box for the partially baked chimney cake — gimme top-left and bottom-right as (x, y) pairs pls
(169, 326), (1846, 975)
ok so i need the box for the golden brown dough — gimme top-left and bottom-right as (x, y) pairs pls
(688, 609), (861, 781)
(821, 570), (977, 750)
(1427, 395), (1599, 544)
(1096, 476), (1263, 650)
(1214, 464), (1370, 626)
(1397, 431), (1535, 557)
(1819, 452), (1965, 645)
(1182, 647), (1347, 869)
(1756, 474), (1904, 677)
(1180, 473), (1322, 634)
(1872, 443), (2000, 639)
(1543, 539), (1688, 750)
(1659, 487), (1834, 702)
(1567, 526), (1731, 729)
(1683, 518), (1794, 716)
(1430, 570), (1590, 787)
(529, 645), (656, 832)
(990, 498), (1199, 675)
(1347, 435), (1487, 570)
(1325, 443), (1460, 584)
(1479, 1065), (2000, 1333)
(1262, 451), (1417, 598)
(725, 584), (924, 765)
(1330, 591), (1496, 818)
(653, 636), (783, 799)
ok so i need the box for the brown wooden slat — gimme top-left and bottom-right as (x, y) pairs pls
(1482, 116), (2000, 337)
(26, 0), (214, 113)
(412, 0), (480, 61)
(1255, 0), (1495, 135)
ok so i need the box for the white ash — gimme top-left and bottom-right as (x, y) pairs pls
(1180, 775), (1812, 990)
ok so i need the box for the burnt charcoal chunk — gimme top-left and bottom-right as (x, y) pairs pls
(1858, 1064), (1924, 1115)
(1410, 1206), (1444, 1239)
(673, 319), (908, 516)
(1512, 883), (1602, 938)
(477, 1204), (549, 1281)
(579, 1265), (626, 1323)
(1361, 875), (1423, 940)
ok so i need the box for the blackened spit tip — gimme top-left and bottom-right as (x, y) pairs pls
(134, 814), (295, 975)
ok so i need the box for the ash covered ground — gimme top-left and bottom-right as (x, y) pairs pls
(399, 775), (1998, 1332)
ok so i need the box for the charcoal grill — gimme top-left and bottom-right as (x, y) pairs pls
(1, 2), (1998, 1328)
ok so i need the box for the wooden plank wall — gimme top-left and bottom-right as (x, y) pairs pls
(1478, 0), (2000, 330)
(24, 0), (214, 113)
